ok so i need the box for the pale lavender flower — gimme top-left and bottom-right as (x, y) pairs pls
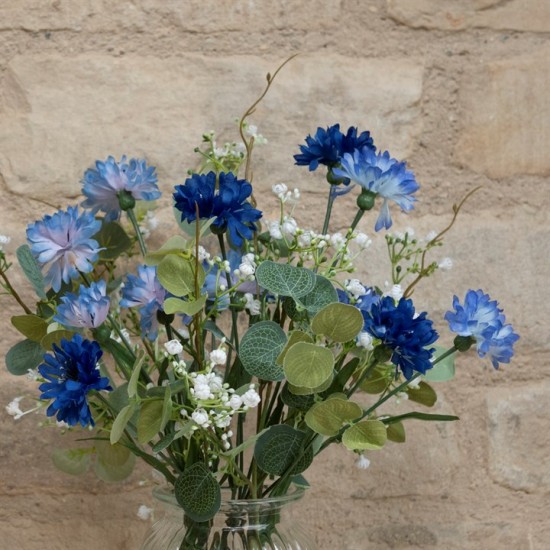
(54, 280), (110, 328)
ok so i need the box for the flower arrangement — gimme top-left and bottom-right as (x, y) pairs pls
(2, 59), (519, 547)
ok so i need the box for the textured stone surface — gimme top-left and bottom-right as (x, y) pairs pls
(0, 54), (423, 202)
(387, 0), (550, 32)
(454, 44), (550, 179)
(488, 383), (550, 492)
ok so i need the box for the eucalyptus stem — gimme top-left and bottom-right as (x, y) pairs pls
(0, 270), (32, 314)
(321, 186), (336, 235)
(126, 207), (147, 257)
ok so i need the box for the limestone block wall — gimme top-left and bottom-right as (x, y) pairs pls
(0, 1), (548, 548)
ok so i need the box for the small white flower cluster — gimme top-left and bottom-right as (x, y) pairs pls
(268, 217), (299, 241)
(212, 140), (246, 161)
(197, 245), (211, 263)
(234, 253), (256, 280)
(0, 234), (10, 252)
(139, 211), (159, 240)
(5, 396), (43, 420)
(355, 453), (371, 470)
(384, 282), (404, 302)
(271, 183), (300, 203)
(245, 124), (268, 145)
(136, 504), (153, 521)
(164, 339), (183, 356)
(243, 292), (261, 316)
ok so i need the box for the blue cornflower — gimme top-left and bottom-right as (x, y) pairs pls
(173, 172), (262, 247)
(38, 334), (111, 427)
(26, 206), (101, 292)
(294, 124), (375, 172)
(82, 156), (160, 220)
(120, 265), (166, 340)
(333, 148), (419, 231)
(54, 280), (110, 329)
(445, 289), (519, 368)
(337, 286), (380, 315)
(363, 296), (438, 380)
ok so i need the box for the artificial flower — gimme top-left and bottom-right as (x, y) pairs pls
(54, 280), (110, 329)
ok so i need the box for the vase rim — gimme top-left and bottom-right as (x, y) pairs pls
(152, 483), (307, 510)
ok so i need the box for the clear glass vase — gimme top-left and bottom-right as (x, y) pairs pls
(140, 486), (316, 550)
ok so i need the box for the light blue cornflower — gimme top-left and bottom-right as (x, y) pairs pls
(333, 148), (419, 231)
(445, 289), (519, 369)
(54, 280), (110, 329)
(82, 156), (160, 220)
(120, 265), (166, 340)
(26, 206), (101, 292)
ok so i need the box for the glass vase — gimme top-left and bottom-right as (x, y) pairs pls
(140, 486), (316, 550)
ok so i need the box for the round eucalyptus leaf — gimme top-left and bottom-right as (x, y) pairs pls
(283, 342), (334, 389)
(40, 330), (75, 350)
(11, 315), (48, 343)
(157, 254), (204, 297)
(287, 371), (334, 396)
(254, 425), (313, 476)
(52, 448), (91, 476)
(5, 339), (44, 376)
(305, 398), (363, 436)
(311, 302), (364, 343)
(281, 384), (315, 411)
(342, 420), (387, 451)
(95, 451), (136, 482)
(407, 381), (437, 407)
(387, 421), (406, 443)
(424, 346), (456, 382)
(295, 275), (338, 315)
(239, 321), (287, 381)
(276, 330), (313, 366)
(255, 261), (316, 298)
(137, 400), (164, 444)
(175, 463), (221, 522)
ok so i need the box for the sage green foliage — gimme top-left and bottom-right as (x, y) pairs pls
(95, 439), (136, 482)
(342, 420), (388, 451)
(407, 381), (437, 407)
(11, 314), (48, 342)
(16, 244), (46, 300)
(254, 425), (313, 476)
(311, 302), (364, 343)
(255, 260), (316, 298)
(283, 342), (334, 390)
(52, 448), (92, 476)
(295, 274), (338, 314)
(6, 339), (43, 375)
(276, 330), (313, 365)
(95, 221), (132, 260)
(175, 463), (222, 522)
(424, 345), (456, 382)
(239, 321), (287, 381)
(157, 253), (204, 297)
(387, 421), (406, 443)
(305, 398), (363, 436)
(138, 400), (168, 444)
(164, 295), (207, 316)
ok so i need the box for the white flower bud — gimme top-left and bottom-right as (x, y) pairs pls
(357, 331), (374, 350)
(228, 395), (243, 410)
(244, 293), (261, 316)
(329, 232), (346, 250)
(242, 389), (261, 408)
(281, 217), (298, 238)
(191, 408), (210, 428)
(164, 339), (183, 355)
(345, 279), (367, 299)
(438, 257), (453, 271)
(355, 454), (371, 470)
(353, 232), (372, 250)
(272, 183), (288, 197)
(268, 221), (283, 240)
(210, 349), (227, 365)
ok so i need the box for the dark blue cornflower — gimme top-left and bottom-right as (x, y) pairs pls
(363, 296), (438, 380)
(26, 206), (101, 292)
(173, 172), (262, 247)
(54, 280), (110, 329)
(333, 148), (419, 231)
(38, 334), (111, 427)
(337, 286), (380, 315)
(120, 265), (166, 340)
(294, 124), (375, 172)
(445, 289), (519, 369)
(82, 156), (160, 220)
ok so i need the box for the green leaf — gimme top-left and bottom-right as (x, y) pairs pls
(52, 448), (91, 476)
(380, 412), (459, 424)
(305, 398), (363, 437)
(16, 244), (46, 300)
(145, 235), (190, 265)
(276, 330), (313, 366)
(94, 440), (136, 482)
(360, 365), (393, 394)
(137, 400), (164, 444)
(161, 386), (172, 428)
(386, 421), (406, 443)
(175, 462), (221, 522)
(164, 295), (207, 316)
(282, 297), (308, 322)
(280, 384), (315, 411)
(311, 302), (364, 343)
(110, 403), (136, 445)
(239, 321), (287, 381)
(424, 346), (456, 382)
(342, 420), (387, 451)
(95, 221), (132, 261)
(287, 371), (334, 395)
(254, 425), (313, 476)
(5, 339), (44, 375)
(295, 275), (338, 315)
(157, 254), (205, 297)
(41, 330), (75, 350)
(255, 261), (316, 298)
(11, 315), (48, 342)
(283, 342), (334, 389)
(128, 352), (146, 398)
(407, 381), (437, 407)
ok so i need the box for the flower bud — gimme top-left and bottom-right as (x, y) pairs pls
(117, 190), (136, 211)
(356, 190), (376, 211)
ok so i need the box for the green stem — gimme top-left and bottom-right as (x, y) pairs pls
(321, 186), (336, 235)
(126, 207), (147, 257)
(0, 270), (33, 314)
(350, 209), (364, 232)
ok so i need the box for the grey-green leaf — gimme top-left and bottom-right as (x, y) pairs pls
(110, 403), (136, 445)
(255, 261), (316, 298)
(305, 398), (363, 436)
(137, 400), (164, 444)
(52, 448), (91, 476)
(175, 462), (221, 522)
(11, 315), (48, 342)
(239, 321), (287, 381)
(342, 420), (387, 451)
(6, 339), (44, 375)
(311, 302), (364, 343)
(95, 221), (132, 261)
(424, 346), (456, 382)
(283, 342), (334, 389)
(295, 275), (338, 315)
(157, 254), (204, 297)
(254, 425), (313, 476)
(16, 244), (47, 300)
(407, 381), (437, 407)
(164, 295), (207, 316)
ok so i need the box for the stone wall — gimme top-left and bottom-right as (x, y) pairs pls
(1, 1), (548, 548)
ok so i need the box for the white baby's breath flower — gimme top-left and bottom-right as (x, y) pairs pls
(164, 339), (183, 355)
(244, 293), (261, 316)
(357, 331), (374, 350)
(385, 283), (403, 301)
(297, 231), (313, 248)
(210, 349), (227, 365)
(6, 396), (24, 420)
(352, 232), (372, 250)
(438, 257), (453, 271)
(191, 408), (211, 428)
(242, 389), (261, 408)
(272, 183), (288, 198)
(246, 124), (268, 145)
(0, 234), (11, 251)
(329, 232), (346, 250)
(425, 230), (438, 243)
(293, 188), (301, 200)
(137, 505), (153, 521)
(26, 369), (40, 381)
(281, 217), (298, 239)
(197, 245), (210, 262)
(228, 394), (243, 410)
(355, 454), (371, 470)
(345, 279), (367, 299)
(268, 221), (283, 240)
